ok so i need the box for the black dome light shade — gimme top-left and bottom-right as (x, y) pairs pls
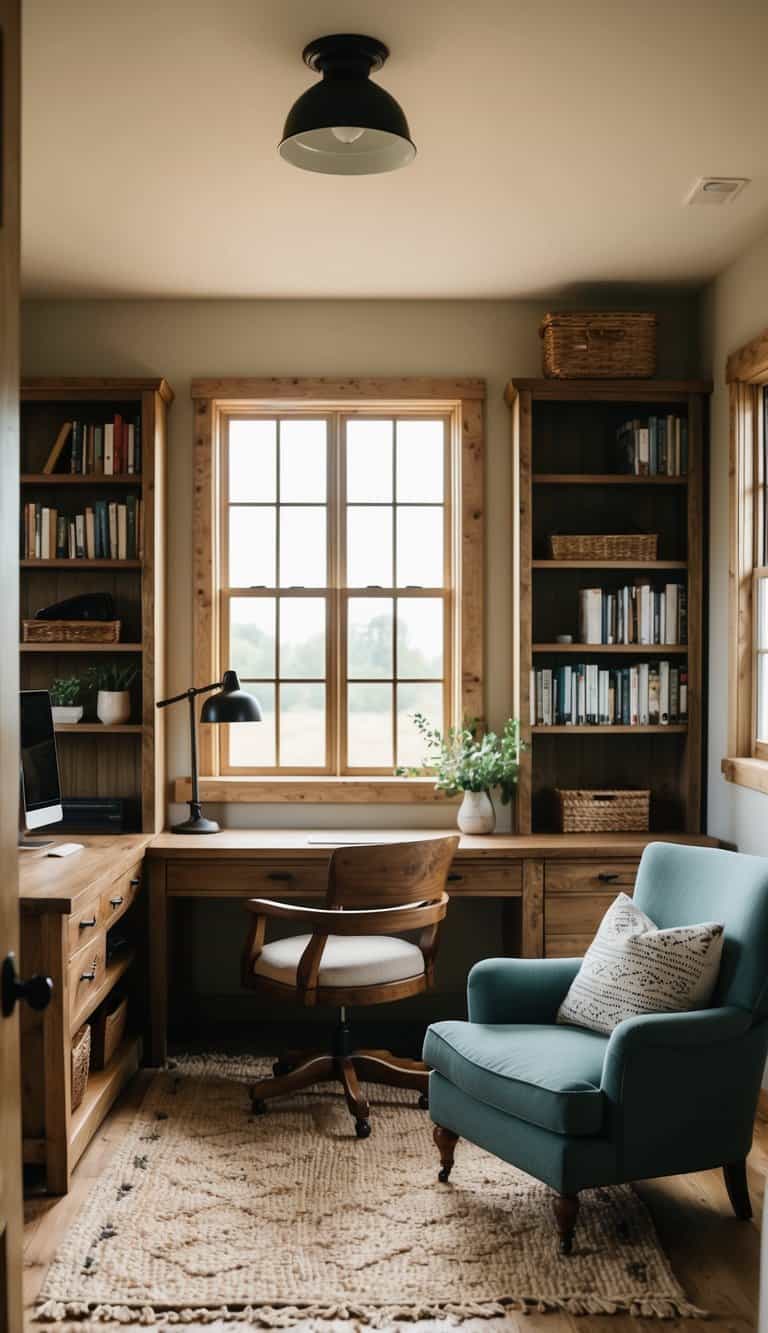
(279, 34), (416, 176)
(200, 670), (262, 723)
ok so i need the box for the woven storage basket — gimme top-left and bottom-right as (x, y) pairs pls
(557, 788), (650, 834)
(549, 533), (658, 561)
(540, 312), (656, 379)
(71, 1023), (91, 1111)
(91, 994), (128, 1070)
(22, 618), (121, 644)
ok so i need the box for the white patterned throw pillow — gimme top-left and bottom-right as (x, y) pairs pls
(556, 893), (724, 1036)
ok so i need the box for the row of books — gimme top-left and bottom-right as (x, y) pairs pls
(530, 662), (688, 727)
(22, 499), (144, 561)
(40, 415), (142, 476)
(578, 582), (687, 645)
(616, 415), (688, 477)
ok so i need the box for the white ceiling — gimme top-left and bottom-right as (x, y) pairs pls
(21, 0), (768, 299)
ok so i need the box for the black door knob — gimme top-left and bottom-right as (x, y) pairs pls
(1, 952), (53, 1018)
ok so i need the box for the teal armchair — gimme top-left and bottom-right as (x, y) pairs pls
(424, 842), (768, 1253)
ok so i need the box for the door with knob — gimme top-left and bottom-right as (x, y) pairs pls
(0, 2), (23, 1326)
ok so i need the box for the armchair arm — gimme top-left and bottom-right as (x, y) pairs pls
(245, 894), (448, 934)
(467, 956), (582, 1024)
(601, 1005), (751, 1103)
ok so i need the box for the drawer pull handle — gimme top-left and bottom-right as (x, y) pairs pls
(130, 878), (140, 887)
(447, 873), (464, 883)
(80, 967), (97, 982)
(110, 896), (124, 908)
(79, 916), (97, 930)
(597, 873), (619, 883)
(267, 872), (294, 882)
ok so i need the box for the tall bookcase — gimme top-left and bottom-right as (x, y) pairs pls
(506, 378), (711, 836)
(19, 378), (173, 834)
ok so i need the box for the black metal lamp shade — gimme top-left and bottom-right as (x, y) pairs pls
(279, 35), (416, 176)
(200, 670), (263, 724)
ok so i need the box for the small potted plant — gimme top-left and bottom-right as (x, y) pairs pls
(398, 714), (524, 834)
(49, 677), (84, 726)
(83, 663), (138, 726)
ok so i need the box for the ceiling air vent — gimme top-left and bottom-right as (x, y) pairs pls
(685, 177), (750, 206)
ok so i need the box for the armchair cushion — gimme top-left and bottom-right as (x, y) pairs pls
(252, 933), (424, 988)
(424, 1020), (607, 1136)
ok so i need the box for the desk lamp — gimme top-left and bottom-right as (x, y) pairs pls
(157, 670), (261, 833)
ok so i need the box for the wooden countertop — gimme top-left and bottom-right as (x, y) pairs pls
(18, 834), (152, 913)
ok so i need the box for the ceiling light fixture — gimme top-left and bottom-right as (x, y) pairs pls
(279, 34), (416, 176)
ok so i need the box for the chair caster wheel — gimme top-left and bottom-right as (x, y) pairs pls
(438, 1167), (452, 1183)
(272, 1060), (293, 1076)
(355, 1118), (371, 1139)
(418, 1093), (429, 1110)
(251, 1099), (267, 1116)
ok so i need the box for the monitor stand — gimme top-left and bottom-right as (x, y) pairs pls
(18, 835), (55, 851)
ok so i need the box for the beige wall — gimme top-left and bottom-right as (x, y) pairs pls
(700, 229), (768, 853)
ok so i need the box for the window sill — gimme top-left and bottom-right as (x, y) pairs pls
(173, 776), (460, 805)
(721, 756), (768, 795)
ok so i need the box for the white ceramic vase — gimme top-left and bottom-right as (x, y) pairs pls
(457, 789), (495, 835)
(51, 705), (83, 725)
(97, 689), (131, 726)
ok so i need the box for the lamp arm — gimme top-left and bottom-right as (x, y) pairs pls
(156, 680), (222, 709)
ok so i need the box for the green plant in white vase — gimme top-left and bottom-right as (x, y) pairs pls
(83, 663), (138, 726)
(49, 676), (84, 726)
(397, 714), (524, 834)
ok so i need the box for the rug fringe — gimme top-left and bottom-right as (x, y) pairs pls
(34, 1295), (710, 1324)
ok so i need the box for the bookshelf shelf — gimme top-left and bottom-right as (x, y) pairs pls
(20, 377), (173, 833)
(532, 474), (688, 486)
(508, 377), (709, 838)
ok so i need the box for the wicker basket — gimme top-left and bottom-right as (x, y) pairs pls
(91, 995), (128, 1070)
(22, 618), (121, 644)
(71, 1023), (91, 1111)
(540, 312), (656, 379)
(549, 533), (658, 561)
(557, 788), (650, 834)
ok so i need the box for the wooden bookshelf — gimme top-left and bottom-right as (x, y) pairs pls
(19, 378), (173, 833)
(507, 377), (710, 836)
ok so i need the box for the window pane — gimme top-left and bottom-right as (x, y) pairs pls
(229, 597), (275, 678)
(347, 506), (393, 587)
(229, 419), (276, 502)
(397, 683), (443, 766)
(279, 597), (325, 679)
(279, 507), (326, 586)
(280, 419), (327, 502)
(759, 577), (768, 650)
(347, 682), (392, 766)
(228, 683), (275, 766)
(397, 598), (443, 678)
(758, 655), (768, 742)
(229, 506), (276, 586)
(396, 420), (444, 502)
(347, 597), (393, 679)
(346, 420), (393, 501)
(396, 507), (444, 587)
(280, 682), (325, 766)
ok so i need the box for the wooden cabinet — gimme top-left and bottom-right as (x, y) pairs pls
(543, 857), (640, 958)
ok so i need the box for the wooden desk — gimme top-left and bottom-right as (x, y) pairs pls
(19, 834), (151, 1193)
(145, 828), (719, 1067)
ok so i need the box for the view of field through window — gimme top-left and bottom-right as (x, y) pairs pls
(220, 413), (450, 772)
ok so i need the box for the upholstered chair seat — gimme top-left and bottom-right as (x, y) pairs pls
(253, 932), (425, 989)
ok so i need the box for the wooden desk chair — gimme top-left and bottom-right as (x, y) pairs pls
(241, 835), (459, 1138)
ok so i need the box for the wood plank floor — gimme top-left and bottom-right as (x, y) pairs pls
(23, 1075), (765, 1331)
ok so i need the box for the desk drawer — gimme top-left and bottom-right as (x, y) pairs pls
(102, 860), (142, 928)
(167, 860), (330, 899)
(68, 897), (102, 958)
(445, 862), (522, 897)
(69, 932), (106, 1027)
(545, 859), (639, 895)
(546, 892), (615, 942)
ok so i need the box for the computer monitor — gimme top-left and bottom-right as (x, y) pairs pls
(20, 690), (62, 847)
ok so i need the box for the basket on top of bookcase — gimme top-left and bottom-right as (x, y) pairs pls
(540, 312), (657, 379)
(549, 533), (658, 561)
(557, 788), (650, 834)
(21, 619), (121, 644)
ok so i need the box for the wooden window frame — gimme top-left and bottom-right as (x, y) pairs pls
(181, 377), (485, 804)
(722, 330), (768, 794)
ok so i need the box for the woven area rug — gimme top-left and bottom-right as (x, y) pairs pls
(36, 1054), (705, 1326)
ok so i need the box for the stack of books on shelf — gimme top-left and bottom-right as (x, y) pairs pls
(21, 498), (144, 560)
(578, 582), (687, 645)
(616, 414), (687, 476)
(39, 415), (142, 476)
(531, 662), (688, 727)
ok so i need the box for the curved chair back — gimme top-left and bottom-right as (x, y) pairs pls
(634, 842), (768, 1017)
(327, 836), (460, 909)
